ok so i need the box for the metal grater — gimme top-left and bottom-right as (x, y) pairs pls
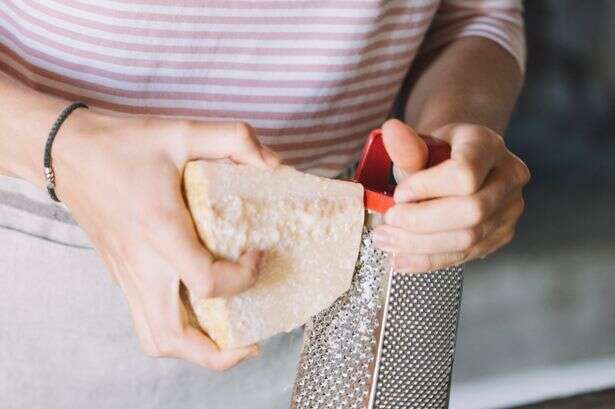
(291, 130), (464, 409)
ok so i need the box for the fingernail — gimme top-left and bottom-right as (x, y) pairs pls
(394, 187), (416, 203)
(372, 229), (390, 249)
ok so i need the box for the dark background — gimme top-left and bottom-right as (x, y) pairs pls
(449, 1), (615, 408)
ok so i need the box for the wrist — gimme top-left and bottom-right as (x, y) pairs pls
(2, 102), (102, 192)
(0, 102), (66, 188)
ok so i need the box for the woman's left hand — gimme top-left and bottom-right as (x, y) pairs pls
(373, 119), (530, 273)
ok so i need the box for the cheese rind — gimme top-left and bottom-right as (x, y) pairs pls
(183, 162), (364, 349)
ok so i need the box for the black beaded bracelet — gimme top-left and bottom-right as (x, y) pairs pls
(44, 101), (88, 202)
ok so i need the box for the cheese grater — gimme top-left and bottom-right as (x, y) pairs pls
(291, 130), (464, 409)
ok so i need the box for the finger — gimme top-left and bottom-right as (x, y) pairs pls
(174, 326), (259, 371)
(261, 146), (281, 168)
(146, 193), (261, 299)
(180, 121), (273, 169)
(391, 216), (519, 273)
(155, 281), (259, 371)
(392, 251), (466, 273)
(467, 224), (516, 260)
(394, 124), (505, 202)
(375, 193), (524, 254)
(381, 119), (428, 181)
(385, 167), (520, 234)
(107, 250), (174, 357)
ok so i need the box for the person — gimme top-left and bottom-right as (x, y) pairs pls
(0, 1), (530, 408)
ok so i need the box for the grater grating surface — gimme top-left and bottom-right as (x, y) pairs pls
(292, 230), (389, 409)
(374, 264), (463, 408)
(292, 228), (463, 409)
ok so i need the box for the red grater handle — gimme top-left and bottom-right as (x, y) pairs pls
(353, 129), (451, 214)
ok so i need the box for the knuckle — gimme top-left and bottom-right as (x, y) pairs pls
(449, 123), (475, 138)
(407, 255), (432, 272)
(190, 276), (215, 299)
(460, 228), (482, 249)
(514, 197), (525, 218)
(176, 119), (200, 139)
(149, 337), (175, 358)
(466, 198), (488, 226)
(207, 359), (231, 373)
(490, 130), (505, 146)
(456, 162), (481, 194)
(234, 121), (254, 142)
(243, 265), (259, 286)
(513, 159), (531, 186)
(503, 230), (516, 246)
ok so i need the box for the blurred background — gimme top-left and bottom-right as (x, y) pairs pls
(449, 1), (615, 408)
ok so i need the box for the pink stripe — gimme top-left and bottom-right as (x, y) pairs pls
(299, 160), (359, 172)
(255, 111), (386, 138)
(432, 13), (523, 31)
(434, 10), (523, 27)
(0, 38), (410, 89)
(0, 14), (420, 72)
(6, 2), (431, 56)
(421, 17), (519, 57)
(0, 49), (402, 105)
(0, 58), (390, 152)
(267, 126), (384, 151)
(57, 1), (436, 23)
(0, 59), (394, 122)
(439, 3), (522, 13)
(87, 1), (380, 8)
(284, 144), (364, 166)
(27, 1), (438, 35)
(5, 4), (426, 43)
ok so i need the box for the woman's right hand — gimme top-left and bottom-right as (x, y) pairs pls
(52, 111), (279, 371)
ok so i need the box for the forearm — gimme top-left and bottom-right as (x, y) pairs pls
(0, 70), (83, 188)
(404, 37), (523, 135)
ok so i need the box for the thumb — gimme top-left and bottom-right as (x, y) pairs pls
(381, 119), (428, 182)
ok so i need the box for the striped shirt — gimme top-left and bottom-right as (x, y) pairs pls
(0, 0), (525, 245)
(0, 3), (526, 406)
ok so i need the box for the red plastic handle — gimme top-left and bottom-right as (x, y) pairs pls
(353, 129), (451, 214)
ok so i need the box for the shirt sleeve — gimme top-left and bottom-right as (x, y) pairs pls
(420, 0), (526, 75)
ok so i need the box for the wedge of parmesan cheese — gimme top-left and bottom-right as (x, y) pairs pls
(183, 162), (364, 349)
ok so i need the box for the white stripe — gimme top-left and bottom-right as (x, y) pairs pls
(278, 138), (367, 161)
(444, 0), (522, 9)
(31, 0), (436, 33)
(0, 49), (404, 98)
(434, 10), (523, 26)
(4, 64), (393, 128)
(59, 0), (396, 17)
(0, 5), (424, 61)
(0, 26), (413, 80)
(0, 52), (400, 116)
(82, 107), (389, 138)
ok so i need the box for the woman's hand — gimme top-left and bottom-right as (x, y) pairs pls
(53, 111), (279, 371)
(373, 119), (530, 273)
